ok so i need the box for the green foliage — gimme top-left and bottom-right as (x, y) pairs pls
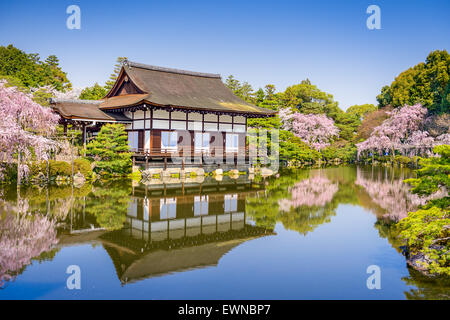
(346, 104), (377, 121)
(29, 161), (47, 177)
(281, 79), (359, 142)
(397, 206), (450, 276)
(1, 75), (58, 106)
(104, 57), (128, 91)
(0, 163), (18, 183)
(405, 145), (450, 198)
(31, 87), (54, 106)
(377, 50), (450, 114)
(224, 75), (256, 103)
(321, 142), (357, 163)
(55, 125), (83, 147)
(74, 158), (93, 179)
(398, 144), (450, 276)
(86, 123), (132, 176)
(248, 85), (283, 129)
(394, 155), (412, 166)
(0, 44), (71, 91)
(334, 112), (360, 141)
(48, 160), (72, 177)
(279, 130), (320, 163)
(29, 159), (93, 181)
(84, 180), (131, 230)
(0, 75), (26, 89)
(282, 79), (337, 114)
(79, 83), (108, 100)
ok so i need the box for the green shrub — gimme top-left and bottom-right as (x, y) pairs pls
(397, 206), (450, 276)
(321, 142), (357, 163)
(279, 130), (320, 164)
(0, 163), (17, 183)
(49, 160), (72, 177)
(74, 158), (93, 179)
(394, 155), (412, 166)
(29, 161), (47, 177)
(398, 144), (450, 276)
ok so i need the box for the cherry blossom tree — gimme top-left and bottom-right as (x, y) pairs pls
(356, 104), (434, 158)
(0, 209), (58, 286)
(279, 109), (339, 150)
(30, 86), (83, 100)
(0, 81), (60, 182)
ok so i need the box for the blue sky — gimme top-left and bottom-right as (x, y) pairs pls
(0, 0), (449, 110)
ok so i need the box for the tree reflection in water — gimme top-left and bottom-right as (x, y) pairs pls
(0, 167), (448, 298)
(0, 200), (58, 287)
(247, 169), (341, 235)
(355, 166), (446, 221)
(84, 180), (131, 231)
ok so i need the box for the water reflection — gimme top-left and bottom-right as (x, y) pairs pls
(355, 166), (445, 221)
(0, 176), (274, 287)
(246, 168), (351, 235)
(0, 166), (448, 298)
(0, 201), (58, 287)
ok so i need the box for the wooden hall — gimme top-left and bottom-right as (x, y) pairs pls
(51, 61), (276, 167)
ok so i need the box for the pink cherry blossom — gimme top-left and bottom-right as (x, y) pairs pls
(278, 172), (339, 211)
(355, 167), (446, 221)
(0, 207), (58, 286)
(279, 109), (339, 150)
(356, 104), (435, 157)
(0, 81), (60, 180)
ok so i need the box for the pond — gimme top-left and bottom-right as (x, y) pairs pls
(0, 166), (449, 300)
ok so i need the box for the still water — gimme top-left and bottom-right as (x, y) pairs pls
(0, 166), (449, 300)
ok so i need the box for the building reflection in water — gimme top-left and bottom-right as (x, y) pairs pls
(60, 176), (275, 284)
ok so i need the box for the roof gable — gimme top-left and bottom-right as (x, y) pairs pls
(105, 68), (145, 98)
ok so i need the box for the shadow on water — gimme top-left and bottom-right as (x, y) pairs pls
(0, 166), (448, 299)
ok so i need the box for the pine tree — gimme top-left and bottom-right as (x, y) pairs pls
(104, 57), (128, 91)
(85, 123), (132, 175)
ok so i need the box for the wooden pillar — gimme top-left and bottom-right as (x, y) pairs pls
(82, 123), (87, 157)
(145, 157), (148, 170)
(164, 157), (167, 170)
(71, 133), (74, 184)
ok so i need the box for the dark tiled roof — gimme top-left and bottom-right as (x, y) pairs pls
(101, 61), (276, 116)
(50, 99), (131, 122)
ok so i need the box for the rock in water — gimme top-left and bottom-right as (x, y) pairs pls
(73, 172), (86, 188)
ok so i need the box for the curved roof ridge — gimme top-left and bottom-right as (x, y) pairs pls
(124, 60), (222, 79)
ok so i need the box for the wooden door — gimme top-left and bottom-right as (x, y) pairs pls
(138, 130), (144, 152)
(151, 130), (161, 154)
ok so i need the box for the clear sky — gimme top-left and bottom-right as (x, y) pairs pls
(1, 0), (449, 110)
